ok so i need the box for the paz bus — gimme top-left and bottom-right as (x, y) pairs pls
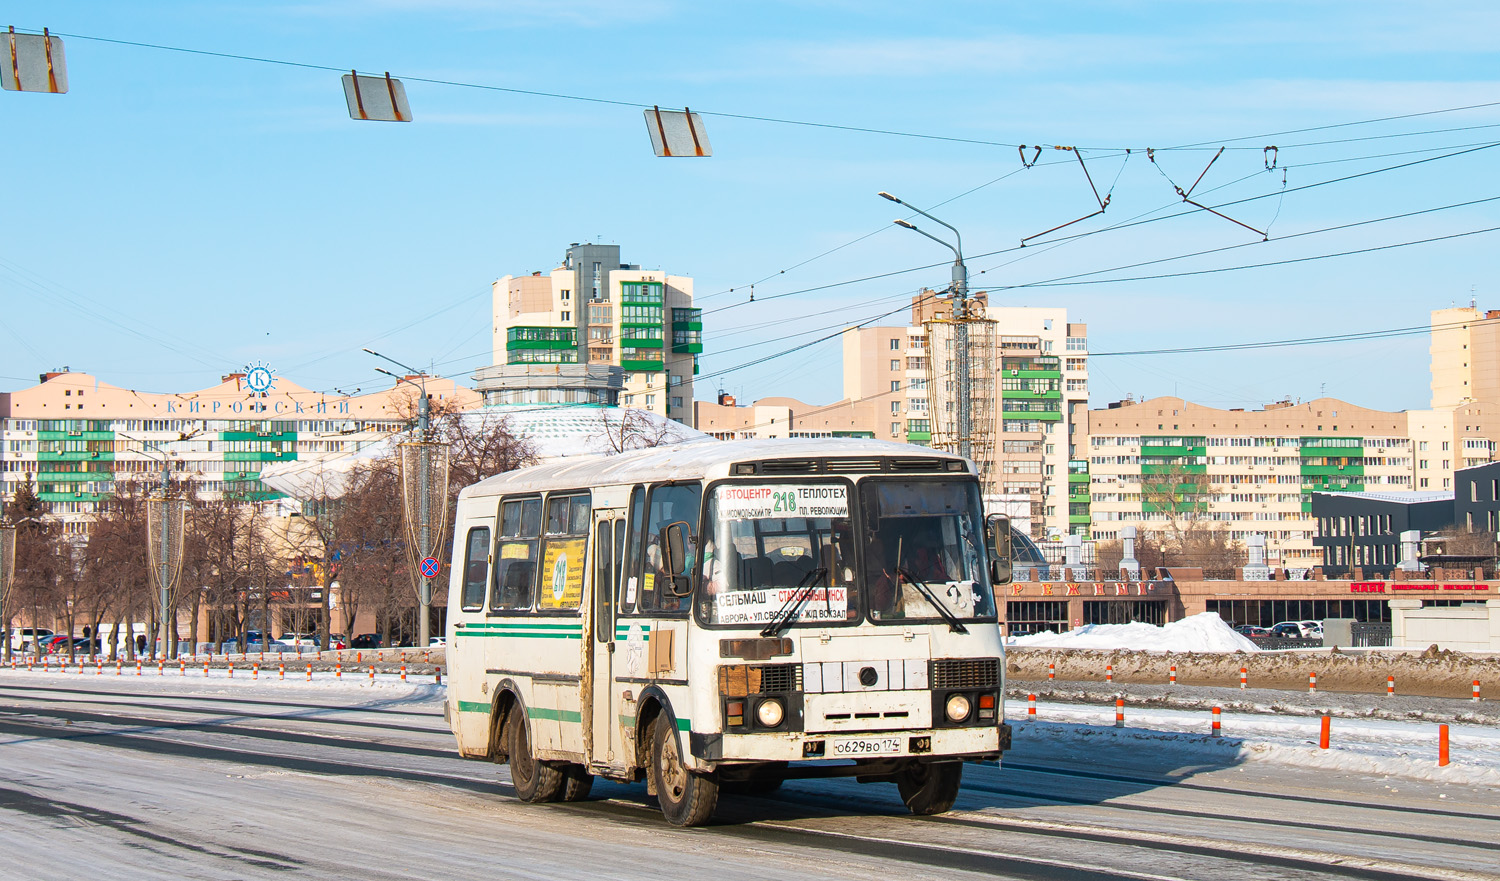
(442, 438), (1013, 826)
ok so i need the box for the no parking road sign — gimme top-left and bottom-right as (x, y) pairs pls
(420, 557), (441, 579)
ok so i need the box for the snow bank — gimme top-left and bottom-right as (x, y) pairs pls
(1008, 611), (1259, 653)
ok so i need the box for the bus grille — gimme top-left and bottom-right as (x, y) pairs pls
(930, 658), (999, 690)
(758, 663), (802, 693)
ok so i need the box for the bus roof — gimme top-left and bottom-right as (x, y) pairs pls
(459, 437), (970, 500)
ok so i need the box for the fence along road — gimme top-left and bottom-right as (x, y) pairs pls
(0, 674), (1497, 881)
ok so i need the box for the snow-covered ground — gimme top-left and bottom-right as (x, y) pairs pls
(1007, 697), (1500, 786)
(1008, 611), (1260, 652)
(0, 665), (443, 699)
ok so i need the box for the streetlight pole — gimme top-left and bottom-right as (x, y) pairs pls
(880, 191), (972, 460)
(119, 433), (182, 660)
(366, 349), (443, 649)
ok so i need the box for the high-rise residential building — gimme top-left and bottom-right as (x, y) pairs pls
(1087, 397), (1417, 568)
(1429, 305), (1500, 408)
(840, 294), (1089, 539)
(491, 243), (699, 425)
(0, 368), (476, 535)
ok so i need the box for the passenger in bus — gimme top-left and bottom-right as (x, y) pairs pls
(867, 519), (952, 618)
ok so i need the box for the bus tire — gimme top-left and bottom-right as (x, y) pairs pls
(896, 761), (962, 815)
(561, 764), (594, 802)
(650, 716), (718, 826)
(507, 712), (564, 803)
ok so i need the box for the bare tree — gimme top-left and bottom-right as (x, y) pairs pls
(594, 406), (674, 454)
(5, 477), (64, 661)
(1137, 463), (1242, 577)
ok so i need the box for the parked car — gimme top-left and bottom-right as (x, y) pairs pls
(428, 636), (447, 647)
(1299, 619), (1325, 638)
(1270, 621), (1312, 639)
(275, 632), (318, 647)
(350, 633), (382, 649)
(9, 627), (53, 652)
(1234, 625), (1273, 638)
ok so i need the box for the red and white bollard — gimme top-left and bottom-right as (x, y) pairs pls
(1048, 662), (1055, 681)
(253, 663), (260, 680)
(1309, 672), (1317, 693)
(1240, 667), (1247, 690)
(424, 649), (430, 664)
(435, 669), (442, 685)
(115, 659), (122, 676)
(336, 662), (342, 679)
(279, 662), (285, 681)
(179, 658), (186, 676)
(203, 660), (210, 678)
(1211, 705), (1222, 737)
(228, 661), (234, 679)
(1169, 665), (1177, 685)
(1114, 697), (1125, 728)
(157, 659), (164, 676)
(135, 659), (142, 676)
(1439, 724), (1450, 766)
(369, 666), (375, 683)
(1028, 693), (1037, 717)
(1387, 676), (1395, 697)
(305, 663), (312, 682)
(96, 658), (103, 675)
(400, 664), (407, 682)
(1106, 664), (1114, 684)
(1474, 680), (1482, 702)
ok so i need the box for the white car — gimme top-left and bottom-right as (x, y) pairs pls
(9, 628), (54, 652)
(428, 636), (447, 647)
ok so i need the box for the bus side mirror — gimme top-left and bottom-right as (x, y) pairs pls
(987, 514), (1013, 586)
(661, 521), (693, 596)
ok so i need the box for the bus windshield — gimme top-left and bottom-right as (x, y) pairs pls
(696, 482), (860, 627)
(859, 479), (996, 623)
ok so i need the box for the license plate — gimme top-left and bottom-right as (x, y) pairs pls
(830, 736), (904, 757)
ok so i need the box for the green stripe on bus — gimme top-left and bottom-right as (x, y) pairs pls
(457, 701), (490, 714)
(456, 632), (581, 639)
(528, 706), (583, 724)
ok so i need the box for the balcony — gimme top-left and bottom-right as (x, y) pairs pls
(507, 326), (577, 349)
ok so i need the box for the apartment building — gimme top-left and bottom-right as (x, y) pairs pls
(492, 243), (699, 425)
(840, 295), (1089, 539)
(692, 393), (880, 440)
(0, 368), (477, 535)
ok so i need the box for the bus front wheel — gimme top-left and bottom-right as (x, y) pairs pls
(507, 713), (564, 803)
(896, 761), (962, 815)
(650, 717), (719, 826)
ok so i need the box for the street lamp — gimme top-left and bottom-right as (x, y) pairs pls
(119, 433), (187, 660)
(880, 191), (973, 460)
(365, 349), (449, 649)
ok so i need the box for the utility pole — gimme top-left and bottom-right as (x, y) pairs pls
(882, 192), (973, 460)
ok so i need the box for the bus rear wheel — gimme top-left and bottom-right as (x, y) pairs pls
(896, 761), (962, 815)
(561, 764), (594, 801)
(650, 717), (718, 826)
(507, 712), (564, 803)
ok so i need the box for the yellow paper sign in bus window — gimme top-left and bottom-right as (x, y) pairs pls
(539, 537), (587, 610)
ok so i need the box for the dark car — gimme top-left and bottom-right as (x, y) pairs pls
(1269, 622), (1305, 639)
(349, 633), (382, 649)
(1234, 625), (1273, 638)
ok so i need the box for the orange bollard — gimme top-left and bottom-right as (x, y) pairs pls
(336, 662), (343, 679)
(1240, 667), (1247, 689)
(369, 666), (375, 682)
(1439, 724), (1450, 766)
(1319, 715), (1331, 749)
(253, 663), (259, 680)
(1114, 697), (1125, 728)
(279, 662), (285, 680)
(1169, 665), (1177, 685)
(1387, 675), (1395, 697)
(401, 664), (407, 682)
(1106, 664), (1113, 684)
(96, 658), (103, 675)
(1309, 672), (1317, 693)
(1475, 680), (1482, 702)
(1027, 693), (1036, 717)
(115, 659), (122, 676)
(157, 659), (164, 676)
(228, 661), (234, 679)
(135, 659), (142, 676)
(305, 663), (311, 682)
(180, 658), (186, 676)
(424, 649), (430, 664)
(1211, 706), (1222, 737)
(1047, 662), (1055, 681)
(204, 660), (210, 677)
(357, 651), (362, 664)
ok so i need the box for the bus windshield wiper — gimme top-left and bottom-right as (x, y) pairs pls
(759, 567), (830, 638)
(895, 566), (969, 634)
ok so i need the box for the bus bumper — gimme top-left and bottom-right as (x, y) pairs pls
(692, 724), (1004, 764)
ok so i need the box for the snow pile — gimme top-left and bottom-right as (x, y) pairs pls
(1008, 611), (1259, 653)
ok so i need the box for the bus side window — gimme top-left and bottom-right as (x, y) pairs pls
(620, 486), (645, 614)
(594, 522), (612, 642)
(492, 497), (541, 612)
(539, 493), (589, 611)
(461, 526), (490, 612)
(639, 483), (702, 615)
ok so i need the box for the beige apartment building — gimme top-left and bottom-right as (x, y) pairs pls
(1087, 305), (1500, 566)
(692, 393), (884, 440)
(492, 243), (699, 425)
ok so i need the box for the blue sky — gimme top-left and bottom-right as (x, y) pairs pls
(1, 1), (1497, 413)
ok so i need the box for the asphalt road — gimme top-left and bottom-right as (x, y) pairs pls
(1, 674), (1497, 881)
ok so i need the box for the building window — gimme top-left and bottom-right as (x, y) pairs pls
(1419, 441), (1428, 451)
(1442, 441), (1450, 451)
(561, 311), (571, 321)
(890, 359), (900, 371)
(1065, 337), (1087, 351)
(891, 381), (901, 392)
(671, 396), (683, 409)
(646, 394), (656, 407)
(1420, 478), (1428, 488)
(890, 422), (900, 436)
(561, 289), (571, 301)
(890, 338), (901, 350)
(890, 401), (900, 414)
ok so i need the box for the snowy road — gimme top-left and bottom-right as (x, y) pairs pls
(1, 672), (1498, 881)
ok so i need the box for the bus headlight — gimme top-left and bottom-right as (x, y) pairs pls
(756, 698), (785, 728)
(945, 693), (972, 723)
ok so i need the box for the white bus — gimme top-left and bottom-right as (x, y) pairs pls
(443, 438), (1012, 826)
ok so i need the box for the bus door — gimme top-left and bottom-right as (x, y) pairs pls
(588, 510), (628, 766)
